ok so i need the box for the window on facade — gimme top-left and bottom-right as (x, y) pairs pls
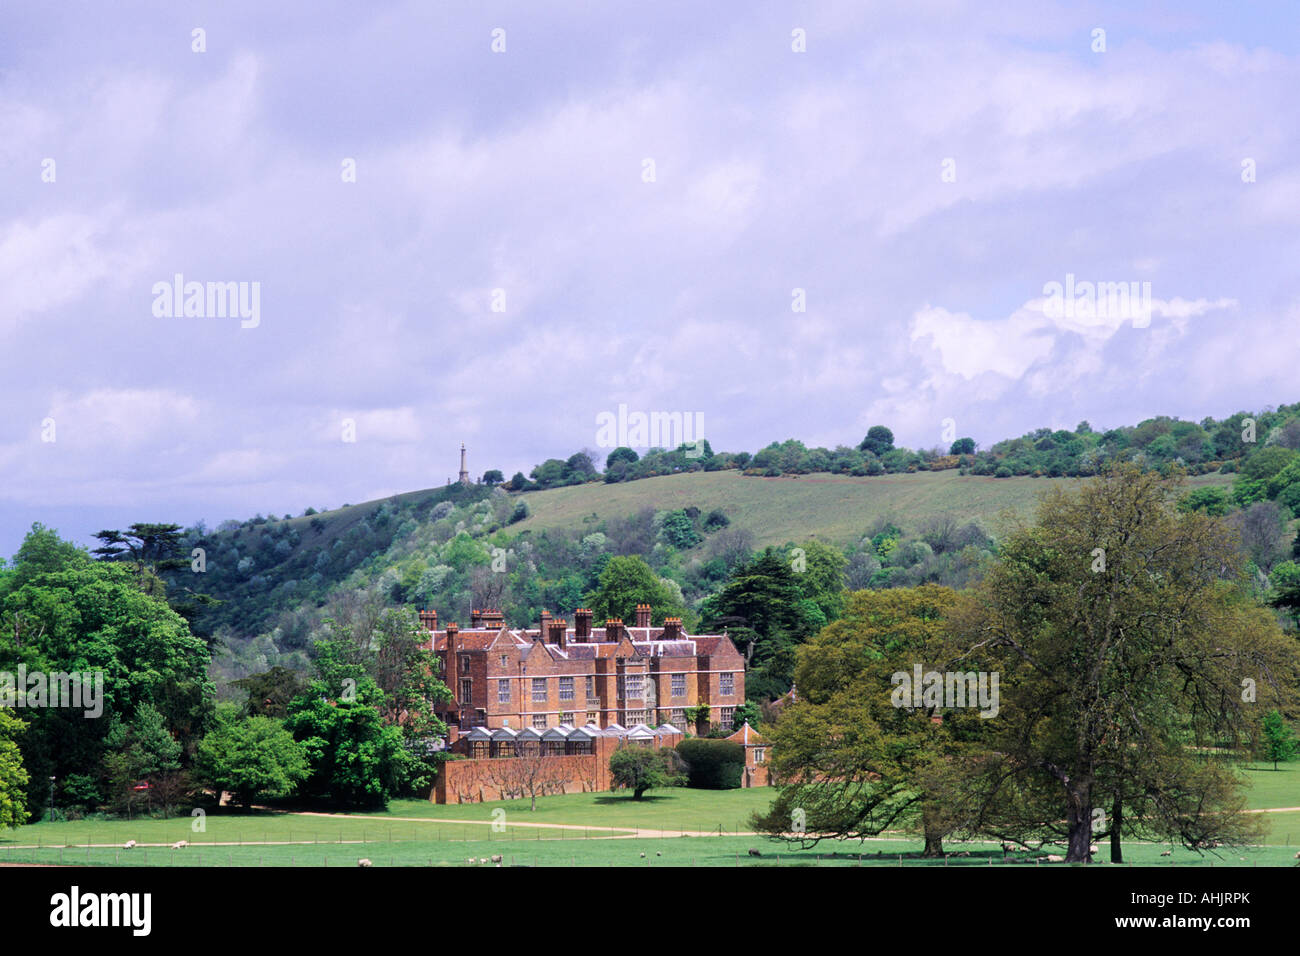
(497, 679), (510, 704)
(720, 672), (734, 696)
(560, 712), (574, 725)
(499, 655), (508, 668)
(459, 679), (472, 702)
(624, 674), (643, 699)
(532, 678), (547, 703)
(721, 707), (734, 729)
(671, 709), (686, 726)
(585, 676), (595, 698)
(754, 748), (766, 764)
(460, 657), (471, 675)
(586, 711), (598, 725)
(671, 673), (686, 698)
(532, 714), (547, 730)
(624, 710), (645, 725)
(559, 677), (574, 701)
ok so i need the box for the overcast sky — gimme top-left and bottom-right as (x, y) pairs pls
(3, 0), (1299, 555)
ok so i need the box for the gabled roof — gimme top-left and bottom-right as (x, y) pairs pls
(726, 721), (766, 746)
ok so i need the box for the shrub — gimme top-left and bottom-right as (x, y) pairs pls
(676, 739), (745, 790)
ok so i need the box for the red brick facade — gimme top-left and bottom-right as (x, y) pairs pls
(419, 607), (747, 741)
(726, 722), (772, 788)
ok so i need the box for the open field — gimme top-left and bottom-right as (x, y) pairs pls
(510, 469), (1237, 547)
(2, 761), (1295, 867)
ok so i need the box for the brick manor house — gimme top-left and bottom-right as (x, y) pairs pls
(418, 604), (747, 742)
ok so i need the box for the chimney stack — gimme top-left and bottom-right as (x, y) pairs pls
(662, 617), (682, 640)
(470, 609), (483, 628)
(418, 609), (438, 631)
(606, 617), (623, 642)
(635, 603), (652, 629)
(538, 609), (551, 642)
(549, 618), (568, 648)
(445, 622), (459, 690)
(484, 609), (504, 629)
(574, 608), (592, 641)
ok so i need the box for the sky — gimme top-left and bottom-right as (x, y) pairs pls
(2, 0), (1299, 556)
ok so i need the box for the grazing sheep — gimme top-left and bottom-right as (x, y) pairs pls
(466, 858), (475, 864)
(1089, 845), (1098, 854)
(123, 840), (137, 850)
(640, 852), (646, 858)
(491, 854), (503, 863)
(656, 852), (661, 857)
(479, 857), (487, 864)
(1294, 851), (1300, 860)
(1045, 854), (1065, 862)
(1160, 850), (1172, 857)
(357, 859), (372, 868)
(747, 848), (762, 857)
(171, 841), (188, 850)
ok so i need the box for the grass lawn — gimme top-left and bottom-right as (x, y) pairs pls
(3, 775), (1298, 866)
(372, 786), (776, 832)
(2, 833), (1294, 868)
(1240, 761), (1300, 810)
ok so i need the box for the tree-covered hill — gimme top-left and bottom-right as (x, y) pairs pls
(97, 400), (1298, 688)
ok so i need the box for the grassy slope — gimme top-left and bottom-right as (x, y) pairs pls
(510, 469), (1237, 548)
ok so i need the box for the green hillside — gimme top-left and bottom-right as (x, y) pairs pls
(510, 468), (1236, 548)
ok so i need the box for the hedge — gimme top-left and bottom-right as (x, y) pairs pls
(676, 739), (745, 790)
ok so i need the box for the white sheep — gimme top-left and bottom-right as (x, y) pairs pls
(1045, 854), (1065, 862)
(123, 840), (137, 850)
(1160, 850), (1172, 857)
(171, 840), (188, 850)
(358, 858), (373, 867)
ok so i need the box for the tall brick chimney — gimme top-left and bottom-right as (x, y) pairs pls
(538, 609), (551, 643)
(483, 609), (504, 629)
(418, 609), (438, 631)
(635, 603), (652, 628)
(662, 617), (682, 640)
(606, 617), (623, 642)
(470, 609), (483, 628)
(445, 622), (459, 694)
(574, 608), (592, 641)
(549, 618), (567, 648)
